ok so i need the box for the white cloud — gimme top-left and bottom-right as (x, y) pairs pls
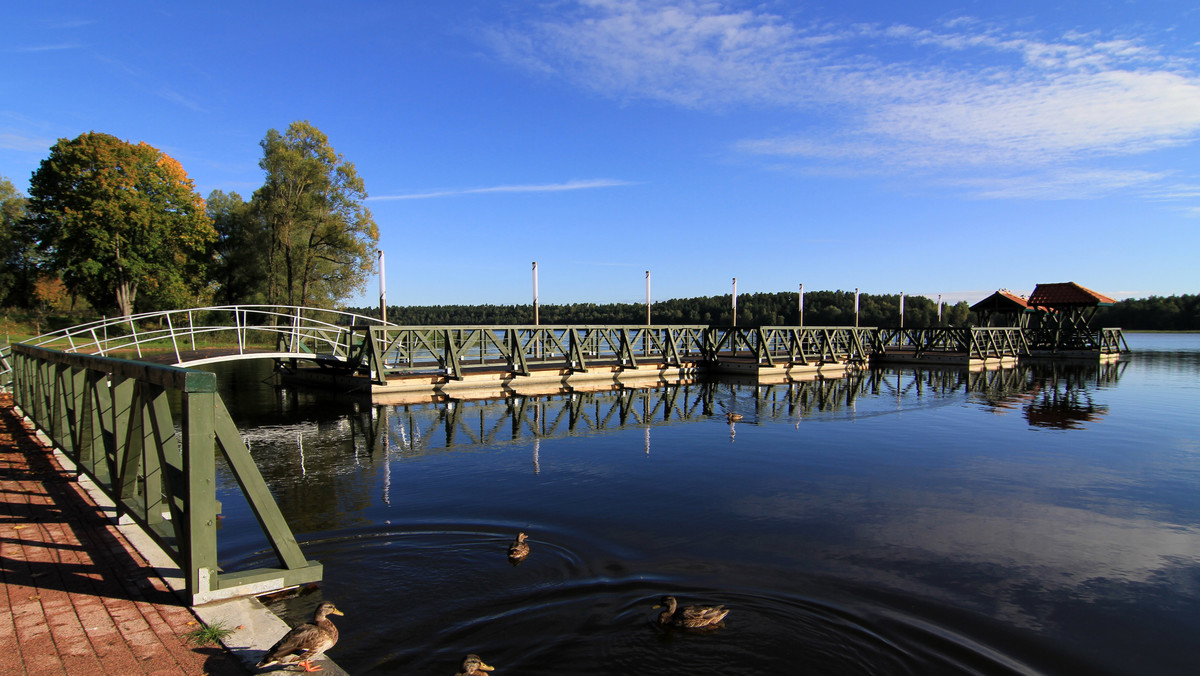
(157, 88), (206, 114)
(0, 131), (55, 153)
(949, 168), (1168, 200)
(368, 178), (634, 200)
(490, 1), (1200, 198)
(863, 69), (1200, 165)
(7, 43), (84, 53)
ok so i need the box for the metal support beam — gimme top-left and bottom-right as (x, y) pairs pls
(10, 344), (321, 605)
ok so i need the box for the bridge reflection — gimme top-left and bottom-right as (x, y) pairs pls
(343, 361), (1127, 459)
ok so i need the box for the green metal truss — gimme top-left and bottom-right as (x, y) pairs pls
(10, 344), (322, 605)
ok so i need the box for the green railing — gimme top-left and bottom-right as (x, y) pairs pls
(1098, 328), (1129, 354)
(706, 326), (876, 366)
(875, 326), (1030, 360)
(1025, 324), (1129, 354)
(10, 343), (322, 605)
(350, 325), (711, 383)
(343, 324), (880, 384)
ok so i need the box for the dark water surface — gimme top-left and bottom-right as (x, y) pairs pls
(207, 333), (1200, 675)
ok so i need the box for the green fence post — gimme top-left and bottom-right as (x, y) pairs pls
(183, 385), (219, 602)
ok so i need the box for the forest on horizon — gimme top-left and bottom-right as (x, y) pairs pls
(344, 291), (1200, 331)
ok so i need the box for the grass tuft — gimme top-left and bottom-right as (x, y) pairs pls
(185, 619), (237, 646)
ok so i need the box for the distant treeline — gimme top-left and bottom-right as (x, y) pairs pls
(1094, 294), (1200, 331)
(347, 290), (971, 327)
(345, 291), (1200, 330)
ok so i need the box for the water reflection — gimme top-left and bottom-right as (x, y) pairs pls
(203, 345), (1200, 675)
(361, 363), (1125, 458)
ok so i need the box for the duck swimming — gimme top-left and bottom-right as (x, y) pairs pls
(256, 601), (343, 672)
(455, 653), (496, 675)
(654, 595), (729, 630)
(508, 531), (530, 565)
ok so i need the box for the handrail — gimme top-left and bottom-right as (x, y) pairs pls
(351, 325), (711, 383)
(10, 343), (322, 605)
(876, 326), (1030, 360)
(2, 310), (1129, 393)
(345, 324), (878, 384)
(1, 305), (392, 389)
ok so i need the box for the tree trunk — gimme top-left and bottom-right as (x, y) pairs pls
(116, 281), (137, 317)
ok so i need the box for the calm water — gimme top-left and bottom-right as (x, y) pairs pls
(207, 333), (1200, 675)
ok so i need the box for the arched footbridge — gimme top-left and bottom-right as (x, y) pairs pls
(1, 305), (392, 389)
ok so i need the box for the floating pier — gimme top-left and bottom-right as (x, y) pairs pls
(277, 321), (1125, 399)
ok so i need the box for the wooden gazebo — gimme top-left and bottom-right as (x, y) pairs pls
(971, 289), (1033, 328)
(1026, 282), (1117, 353)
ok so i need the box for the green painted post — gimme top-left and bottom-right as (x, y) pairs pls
(756, 327), (773, 366)
(183, 386), (219, 602)
(91, 371), (115, 485)
(444, 329), (463, 379)
(141, 387), (166, 528)
(65, 366), (89, 460)
(116, 382), (144, 512)
(365, 326), (384, 384)
(618, 329), (637, 368)
(568, 329), (588, 372)
(51, 362), (69, 449)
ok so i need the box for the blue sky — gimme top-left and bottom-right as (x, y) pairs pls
(3, 1), (1199, 308)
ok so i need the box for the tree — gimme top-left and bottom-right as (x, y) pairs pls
(27, 132), (215, 316)
(207, 189), (269, 305)
(0, 174), (37, 307)
(31, 274), (69, 334)
(252, 121), (378, 308)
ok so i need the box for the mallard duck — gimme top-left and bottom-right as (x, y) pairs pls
(654, 595), (729, 629)
(256, 601), (344, 672)
(726, 412), (743, 422)
(455, 653), (495, 675)
(507, 532), (530, 565)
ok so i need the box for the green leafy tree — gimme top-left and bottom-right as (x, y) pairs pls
(0, 174), (37, 307)
(945, 300), (972, 326)
(252, 121), (378, 308)
(207, 189), (269, 305)
(27, 132), (215, 316)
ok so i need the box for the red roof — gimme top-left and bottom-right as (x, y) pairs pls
(1027, 282), (1116, 307)
(970, 289), (1030, 313)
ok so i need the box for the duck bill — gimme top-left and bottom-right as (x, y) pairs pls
(331, 609), (345, 616)
(479, 663), (495, 671)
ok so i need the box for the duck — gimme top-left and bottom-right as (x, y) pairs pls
(455, 653), (496, 675)
(654, 595), (729, 630)
(256, 601), (344, 672)
(507, 531), (530, 565)
(726, 412), (744, 422)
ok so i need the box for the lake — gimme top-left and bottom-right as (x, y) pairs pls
(208, 332), (1200, 675)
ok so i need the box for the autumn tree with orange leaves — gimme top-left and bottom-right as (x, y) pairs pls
(28, 132), (215, 316)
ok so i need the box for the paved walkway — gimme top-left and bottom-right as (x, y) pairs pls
(0, 393), (248, 676)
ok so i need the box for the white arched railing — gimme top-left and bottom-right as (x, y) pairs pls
(1, 305), (393, 389)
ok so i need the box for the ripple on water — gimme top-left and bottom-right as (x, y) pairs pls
(239, 523), (1058, 675)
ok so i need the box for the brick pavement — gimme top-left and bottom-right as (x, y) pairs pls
(0, 393), (248, 676)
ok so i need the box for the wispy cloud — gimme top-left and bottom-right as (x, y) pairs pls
(489, 0), (1200, 199)
(0, 131), (55, 153)
(7, 43), (84, 53)
(157, 88), (206, 114)
(368, 178), (635, 200)
(948, 168), (1169, 200)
